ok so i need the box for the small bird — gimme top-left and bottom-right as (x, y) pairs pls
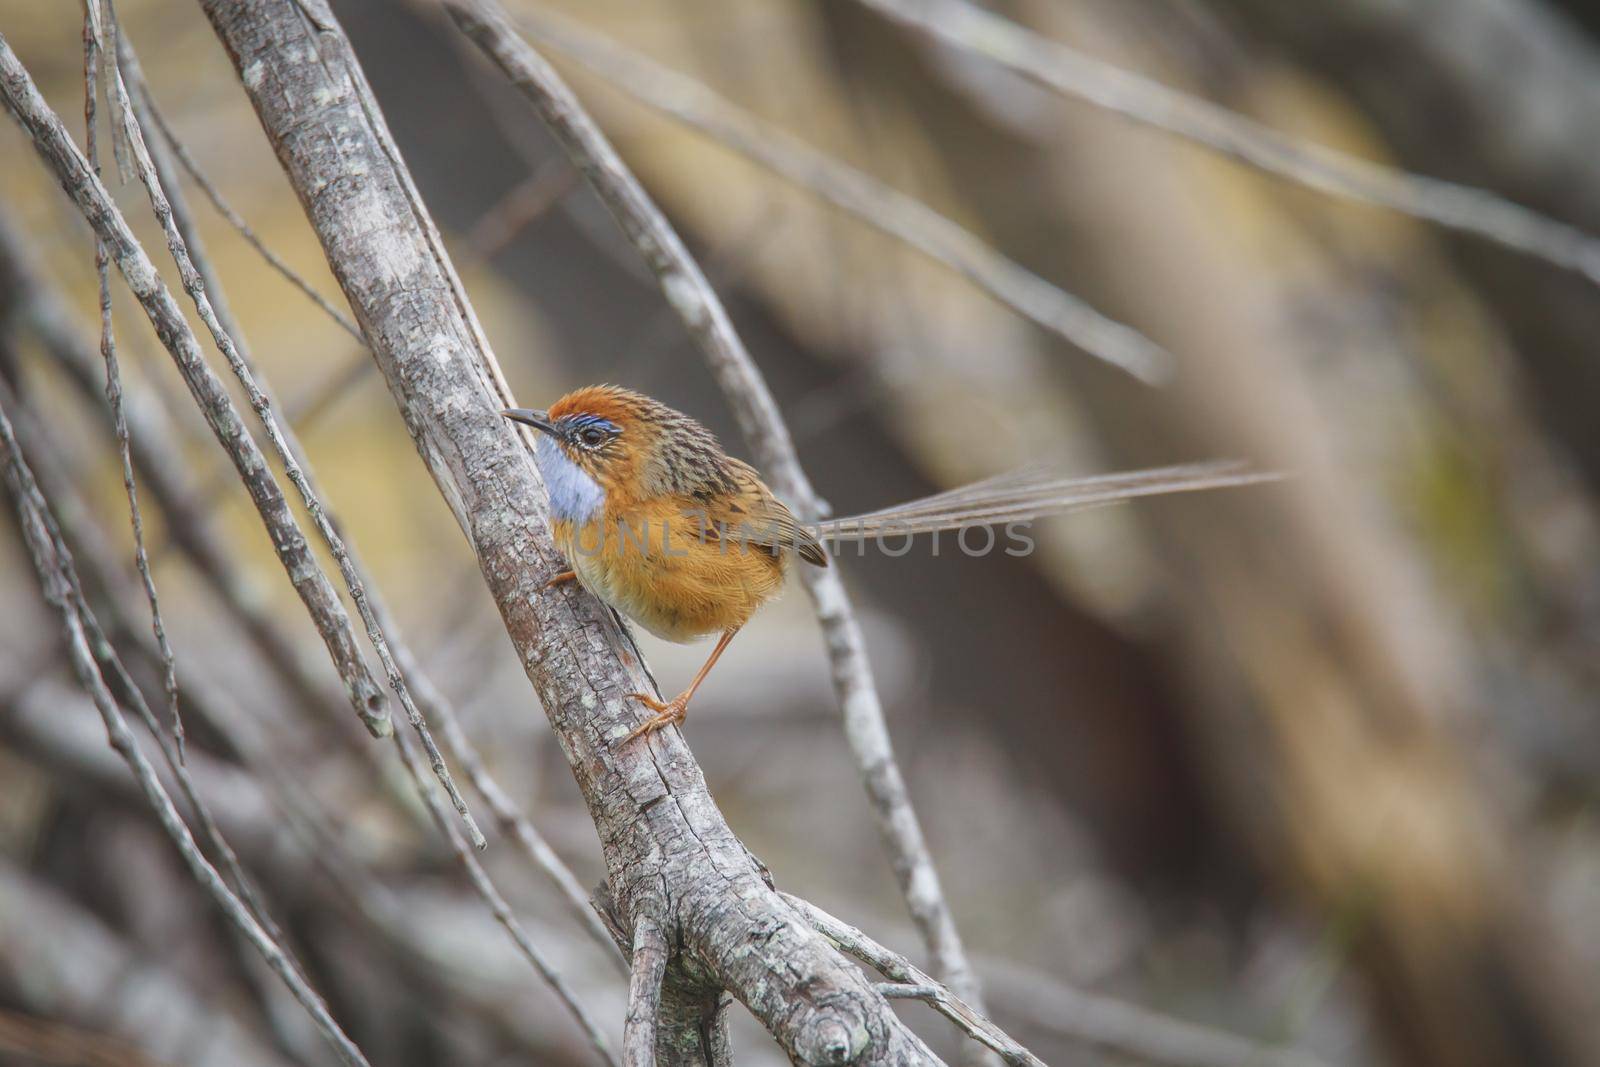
(504, 385), (1271, 740)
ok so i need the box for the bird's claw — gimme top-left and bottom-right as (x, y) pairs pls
(626, 692), (687, 741)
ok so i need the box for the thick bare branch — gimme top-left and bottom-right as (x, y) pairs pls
(199, 0), (944, 1060)
(444, 2), (995, 1050)
(857, 0), (1600, 287)
(102, 24), (483, 847)
(0, 36), (393, 739)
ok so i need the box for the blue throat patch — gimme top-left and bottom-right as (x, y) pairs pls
(534, 434), (605, 523)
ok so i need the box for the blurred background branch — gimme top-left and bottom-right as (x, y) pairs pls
(3, 0), (1600, 1064)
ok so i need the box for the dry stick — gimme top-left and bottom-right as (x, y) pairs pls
(446, 0), (997, 1047)
(139, 83), (617, 941)
(0, 34), (393, 740)
(202, 0), (943, 1060)
(390, 726), (619, 1066)
(0, 213), (386, 770)
(0, 382), (302, 970)
(514, 5), (1170, 385)
(138, 89), (621, 945)
(134, 17), (615, 1042)
(101, 26), (484, 851)
(408, 656), (628, 970)
(792, 895), (1340, 1067)
(142, 95), (365, 343)
(857, 0), (1600, 288)
(783, 895), (1045, 1067)
(82, 2), (183, 761)
(623, 916), (668, 1067)
(0, 398), (372, 1067)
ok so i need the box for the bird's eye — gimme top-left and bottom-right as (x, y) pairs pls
(578, 426), (608, 448)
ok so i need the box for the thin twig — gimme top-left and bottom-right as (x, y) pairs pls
(82, 1), (184, 761)
(418, 652), (628, 970)
(0, 210), (385, 766)
(391, 726), (619, 1067)
(623, 916), (668, 1067)
(791, 893), (1339, 1067)
(130, 40), (618, 933)
(91, 16), (625, 975)
(513, 4), (1170, 384)
(141, 93), (365, 343)
(106, 24), (483, 847)
(445, 2), (997, 1052)
(0, 395), (372, 1067)
(0, 382), (301, 975)
(858, 0), (1600, 287)
(0, 33), (393, 739)
(204, 0), (945, 1057)
(784, 894), (1044, 1067)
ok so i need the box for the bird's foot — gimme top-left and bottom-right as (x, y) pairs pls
(625, 692), (689, 742)
(544, 569), (577, 590)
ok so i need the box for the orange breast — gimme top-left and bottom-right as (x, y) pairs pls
(552, 496), (788, 643)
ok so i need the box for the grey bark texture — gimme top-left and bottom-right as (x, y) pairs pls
(196, 1), (945, 1062)
(0, 31), (392, 741)
(441, 9), (995, 1059)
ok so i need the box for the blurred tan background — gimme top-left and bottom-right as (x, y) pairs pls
(4, 1), (1600, 1065)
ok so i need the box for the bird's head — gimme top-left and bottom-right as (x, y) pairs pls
(503, 385), (723, 520)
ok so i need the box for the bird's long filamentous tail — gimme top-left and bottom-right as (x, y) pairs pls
(805, 460), (1277, 544)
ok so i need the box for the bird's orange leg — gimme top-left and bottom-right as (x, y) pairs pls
(627, 627), (740, 742)
(544, 569), (577, 590)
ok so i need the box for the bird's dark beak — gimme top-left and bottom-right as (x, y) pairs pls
(501, 408), (558, 436)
